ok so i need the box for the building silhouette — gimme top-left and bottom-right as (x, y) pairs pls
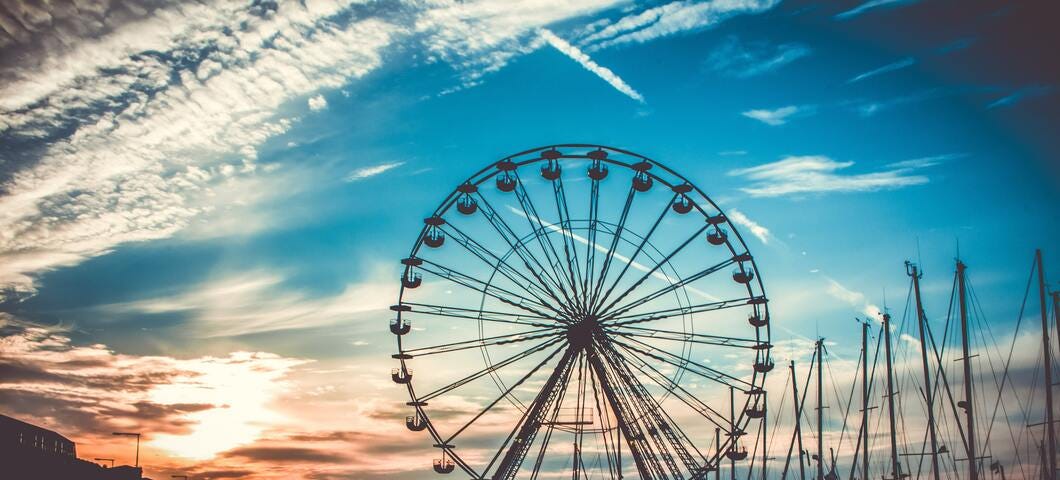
(1, 414), (143, 479)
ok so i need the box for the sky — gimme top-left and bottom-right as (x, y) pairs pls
(1, 0), (1059, 479)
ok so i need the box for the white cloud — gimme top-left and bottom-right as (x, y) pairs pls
(741, 105), (801, 126)
(0, 3), (395, 298)
(580, 0), (779, 51)
(705, 35), (810, 78)
(726, 208), (771, 245)
(847, 57), (915, 83)
(308, 94), (328, 111)
(835, 0), (918, 20)
(886, 153), (966, 169)
(539, 29), (644, 103)
(986, 85), (1051, 109)
(728, 155), (930, 197)
(345, 161), (405, 182)
(824, 277), (882, 320)
(106, 268), (395, 337)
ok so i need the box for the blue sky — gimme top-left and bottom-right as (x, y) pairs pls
(0, 0), (1058, 478)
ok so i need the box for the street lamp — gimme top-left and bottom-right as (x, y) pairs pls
(94, 458), (115, 467)
(111, 432), (142, 467)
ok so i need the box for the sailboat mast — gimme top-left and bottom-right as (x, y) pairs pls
(1037, 249), (1057, 480)
(882, 312), (901, 479)
(817, 338), (825, 480)
(861, 322), (870, 480)
(791, 360), (807, 480)
(957, 260), (978, 480)
(908, 262), (941, 480)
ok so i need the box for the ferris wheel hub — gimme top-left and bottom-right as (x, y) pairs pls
(566, 315), (600, 350)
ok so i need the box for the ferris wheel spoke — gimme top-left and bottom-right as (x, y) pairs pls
(596, 224), (709, 319)
(586, 363), (621, 480)
(474, 191), (580, 317)
(441, 342), (569, 448)
(586, 347), (670, 479)
(417, 336), (566, 403)
(511, 171), (583, 309)
(595, 344), (689, 479)
(551, 176), (586, 305)
(603, 297), (755, 327)
(609, 339), (734, 431)
(488, 347), (579, 480)
(588, 184), (637, 316)
(599, 342), (709, 475)
(418, 260), (570, 322)
(440, 223), (573, 319)
(401, 328), (564, 358)
(401, 302), (559, 328)
(527, 374), (567, 480)
(604, 257), (736, 320)
(581, 175), (602, 314)
(604, 325), (761, 349)
(607, 335), (752, 390)
(591, 192), (679, 315)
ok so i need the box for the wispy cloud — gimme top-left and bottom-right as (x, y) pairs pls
(580, 0), (780, 51)
(835, 0), (919, 20)
(741, 105), (813, 126)
(345, 162), (406, 182)
(847, 57), (915, 83)
(852, 88), (943, 116)
(886, 153), (966, 169)
(823, 277), (883, 320)
(0, 2), (396, 299)
(986, 85), (1051, 109)
(728, 155), (931, 197)
(726, 209), (772, 244)
(706, 36), (811, 78)
(106, 269), (395, 337)
(540, 29), (644, 103)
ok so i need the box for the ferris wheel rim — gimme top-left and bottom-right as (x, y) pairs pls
(391, 144), (773, 479)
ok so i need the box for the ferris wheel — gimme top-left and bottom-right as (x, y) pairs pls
(390, 144), (772, 479)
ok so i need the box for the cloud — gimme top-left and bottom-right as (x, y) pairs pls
(726, 208), (772, 245)
(345, 161), (406, 182)
(308, 94), (329, 111)
(105, 269), (395, 337)
(852, 88), (944, 116)
(705, 36), (811, 78)
(835, 0), (919, 20)
(823, 278), (882, 320)
(0, 2), (396, 299)
(579, 0), (780, 51)
(539, 29), (644, 103)
(886, 153), (966, 169)
(847, 57), (915, 83)
(0, 316), (310, 461)
(986, 85), (1051, 109)
(741, 105), (809, 126)
(413, 0), (625, 93)
(728, 155), (931, 197)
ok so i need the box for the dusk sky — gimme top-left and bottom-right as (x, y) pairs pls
(1, 0), (1058, 479)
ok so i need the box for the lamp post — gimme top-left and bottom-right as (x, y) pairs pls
(94, 458), (115, 467)
(111, 432), (141, 467)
